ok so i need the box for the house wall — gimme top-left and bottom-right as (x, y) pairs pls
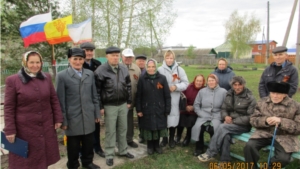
(251, 41), (277, 56)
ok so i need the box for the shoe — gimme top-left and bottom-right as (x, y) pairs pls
(175, 136), (181, 144)
(182, 137), (190, 147)
(82, 163), (101, 169)
(160, 137), (168, 147)
(154, 147), (163, 154)
(169, 138), (175, 148)
(119, 152), (135, 159)
(197, 153), (214, 162)
(147, 148), (154, 155)
(128, 141), (138, 148)
(95, 151), (105, 158)
(106, 159), (113, 166)
(193, 149), (203, 156)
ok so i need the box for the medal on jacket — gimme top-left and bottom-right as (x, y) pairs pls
(157, 82), (163, 89)
(282, 75), (290, 82)
(133, 74), (139, 80)
(172, 74), (180, 82)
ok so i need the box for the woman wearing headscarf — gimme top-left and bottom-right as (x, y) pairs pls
(212, 58), (235, 91)
(191, 74), (227, 156)
(175, 75), (206, 147)
(136, 59), (171, 155)
(4, 51), (63, 169)
(158, 50), (189, 148)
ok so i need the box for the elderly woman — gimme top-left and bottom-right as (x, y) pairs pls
(158, 50), (189, 148)
(175, 75), (206, 147)
(191, 74), (227, 156)
(212, 58), (235, 91)
(4, 51), (63, 169)
(244, 81), (300, 169)
(136, 59), (171, 155)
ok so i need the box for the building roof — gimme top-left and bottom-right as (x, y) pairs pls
(248, 40), (277, 45)
(214, 41), (232, 52)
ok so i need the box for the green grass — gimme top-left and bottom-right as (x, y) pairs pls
(113, 64), (300, 169)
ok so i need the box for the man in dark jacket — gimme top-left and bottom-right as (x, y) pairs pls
(198, 76), (256, 162)
(80, 42), (104, 158)
(259, 46), (298, 98)
(94, 46), (134, 167)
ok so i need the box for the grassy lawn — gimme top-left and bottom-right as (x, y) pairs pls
(113, 64), (300, 169)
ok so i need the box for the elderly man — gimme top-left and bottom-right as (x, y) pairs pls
(259, 46), (298, 98)
(135, 55), (147, 76)
(80, 42), (104, 158)
(198, 76), (256, 162)
(121, 48), (141, 148)
(244, 81), (300, 169)
(56, 48), (100, 169)
(94, 47), (134, 167)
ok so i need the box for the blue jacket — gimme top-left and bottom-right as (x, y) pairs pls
(212, 66), (235, 91)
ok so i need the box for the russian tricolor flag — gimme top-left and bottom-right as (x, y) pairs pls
(19, 12), (52, 47)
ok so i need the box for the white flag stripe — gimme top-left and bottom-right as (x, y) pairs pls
(20, 12), (52, 28)
(67, 18), (92, 43)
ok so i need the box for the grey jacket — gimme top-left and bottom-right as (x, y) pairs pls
(221, 88), (256, 128)
(191, 85), (227, 141)
(56, 67), (100, 136)
(259, 61), (299, 98)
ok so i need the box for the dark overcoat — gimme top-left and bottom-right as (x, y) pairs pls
(4, 69), (63, 169)
(135, 72), (171, 131)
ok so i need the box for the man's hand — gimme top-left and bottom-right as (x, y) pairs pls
(224, 116), (233, 124)
(61, 126), (68, 130)
(137, 112), (143, 117)
(95, 118), (100, 123)
(6, 134), (16, 143)
(169, 85), (177, 92)
(186, 105), (193, 112)
(100, 109), (105, 116)
(55, 123), (62, 129)
(127, 104), (131, 108)
(266, 117), (281, 126)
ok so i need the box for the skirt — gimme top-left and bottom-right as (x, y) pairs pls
(140, 129), (168, 141)
(179, 114), (197, 127)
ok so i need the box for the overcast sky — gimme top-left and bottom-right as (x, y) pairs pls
(164, 0), (299, 49)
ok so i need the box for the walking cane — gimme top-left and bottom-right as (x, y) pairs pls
(267, 123), (279, 167)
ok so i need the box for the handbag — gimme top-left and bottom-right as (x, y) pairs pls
(177, 66), (187, 111)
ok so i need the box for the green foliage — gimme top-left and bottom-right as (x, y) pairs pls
(224, 10), (261, 59)
(185, 45), (196, 59)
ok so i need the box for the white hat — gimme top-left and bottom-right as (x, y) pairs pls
(122, 48), (135, 57)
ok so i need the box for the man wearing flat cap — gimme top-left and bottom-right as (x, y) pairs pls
(56, 48), (101, 169)
(121, 48), (141, 148)
(135, 55), (147, 76)
(80, 42), (105, 158)
(259, 46), (298, 98)
(94, 46), (135, 166)
(244, 81), (300, 169)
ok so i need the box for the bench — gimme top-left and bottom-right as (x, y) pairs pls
(231, 129), (300, 166)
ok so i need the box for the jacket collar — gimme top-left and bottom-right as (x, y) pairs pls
(67, 67), (89, 81)
(18, 67), (46, 84)
(266, 95), (290, 106)
(227, 87), (250, 98)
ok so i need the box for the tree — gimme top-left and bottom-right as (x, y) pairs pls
(186, 45), (196, 59)
(1, 0), (70, 73)
(61, 0), (177, 49)
(224, 10), (261, 58)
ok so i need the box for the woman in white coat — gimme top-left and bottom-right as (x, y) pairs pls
(158, 50), (189, 148)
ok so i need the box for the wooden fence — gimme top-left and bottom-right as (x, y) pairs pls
(254, 55), (296, 64)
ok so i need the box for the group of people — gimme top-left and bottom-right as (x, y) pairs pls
(3, 43), (299, 169)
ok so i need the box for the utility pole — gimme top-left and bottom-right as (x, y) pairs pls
(282, 0), (298, 46)
(149, 10), (153, 57)
(296, 1), (300, 71)
(266, 1), (270, 65)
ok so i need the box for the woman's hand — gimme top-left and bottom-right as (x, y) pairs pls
(55, 123), (62, 129)
(169, 85), (177, 92)
(137, 112), (143, 117)
(6, 134), (16, 143)
(61, 126), (68, 130)
(100, 109), (105, 116)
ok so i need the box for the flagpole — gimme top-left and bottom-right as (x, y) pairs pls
(52, 44), (57, 79)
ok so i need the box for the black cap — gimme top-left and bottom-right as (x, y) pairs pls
(267, 81), (290, 94)
(272, 46), (288, 54)
(67, 48), (86, 58)
(80, 42), (95, 50)
(135, 55), (147, 60)
(106, 46), (120, 54)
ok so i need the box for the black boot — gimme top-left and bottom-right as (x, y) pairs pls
(159, 137), (168, 147)
(169, 127), (176, 148)
(193, 128), (205, 156)
(175, 126), (184, 144)
(147, 140), (154, 155)
(182, 127), (191, 147)
(154, 139), (162, 154)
